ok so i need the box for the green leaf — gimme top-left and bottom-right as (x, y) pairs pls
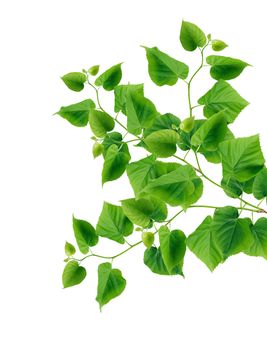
(206, 55), (250, 80)
(102, 144), (131, 185)
(121, 197), (167, 228)
(126, 156), (181, 197)
(219, 135), (265, 182)
(125, 90), (159, 135)
(198, 127), (234, 163)
(96, 202), (133, 244)
(211, 206), (253, 259)
(142, 232), (155, 248)
(253, 168), (267, 200)
(211, 40), (228, 51)
(144, 247), (183, 276)
(92, 142), (104, 158)
(191, 111), (227, 151)
(102, 132), (123, 155)
(180, 21), (206, 51)
(73, 216), (98, 254)
(158, 226), (186, 274)
(244, 218), (267, 259)
(143, 165), (203, 208)
(114, 84), (144, 114)
(221, 176), (254, 198)
(89, 110), (115, 138)
(96, 262), (126, 310)
(198, 80), (249, 123)
(144, 129), (180, 158)
(62, 261), (86, 288)
(61, 72), (87, 92)
(88, 65), (100, 76)
(187, 216), (222, 271)
(65, 241), (76, 256)
(142, 46), (189, 86)
(95, 63), (122, 91)
(143, 113), (181, 137)
(55, 99), (95, 127)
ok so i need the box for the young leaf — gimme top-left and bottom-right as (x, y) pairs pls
(252, 168), (267, 200)
(244, 218), (267, 259)
(92, 142), (104, 158)
(142, 232), (155, 248)
(61, 72), (87, 92)
(158, 226), (186, 274)
(89, 110), (115, 137)
(144, 247), (183, 276)
(143, 165), (203, 207)
(88, 65), (100, 76)
(65, 241), (76, 257)
(191, 111), (227, 151)
(114, 84), (144, 114)
(73, 216), (98, 254)
(211, 40), (228, 51)
(206, 55), (250, 80)
(198, 80), (249, 123)
(180, 21), (206, 51)
(102, 144), (130, 185)
(187, 216), (223, 271)
(96, 202), (133, 244)
(211, 206), (253, 259)
(142, 46), (189, 86)
(62, 261), (86, 288)
(143, 113), (181, 137)
(55, 99), (95, 127)
(144, 129), (180, 158)
(125, 90), (159, 135)
(95, 63), (122, 91)
(96, 263), (126, 310)
(219, 135), (265, 182)
(121, 197), (167, 228)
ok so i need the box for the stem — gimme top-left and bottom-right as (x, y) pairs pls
(190, 204), (261, 214)
(187, 43), (209, 117)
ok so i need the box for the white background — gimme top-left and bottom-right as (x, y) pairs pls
(1, 0), (267, 349)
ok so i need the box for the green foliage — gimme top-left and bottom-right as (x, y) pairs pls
(102, 144), (130, 185)
(73, 215), (98, 254)
(121, 197), (167, 228)
(89, 110), (115, 137)
(211, 40), (228, 51)
(198, 80), (249, 123)
(96, 202), (133, 243)
(61, 72), (87, 92)
(206, 56), (250, 80)
(253, 168), (267, 200)
(55, 99), (95, 127)
(62, 261), (86, 288)
(95, 63), (122, 90)
(180, 21), (206, 51)
(143, 46), (189, 86)
(187, 216), (222, 271)
(96, 263), (126, 310)
(65, 242), (76, 257)
(57, 20), (267, 309)
(219, 135), (265, 182)
(158, 226), (186, 274)
(142, 232), (155, 248)
(144, 129), (180, 158)
(125, 90), (159, 135)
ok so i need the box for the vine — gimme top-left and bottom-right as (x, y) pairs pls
(56, 21), (267, 310)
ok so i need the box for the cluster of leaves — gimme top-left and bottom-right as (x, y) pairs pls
(56, 21), (267, 310)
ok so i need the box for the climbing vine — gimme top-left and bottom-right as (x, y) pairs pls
(56, 21), (267, 310)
